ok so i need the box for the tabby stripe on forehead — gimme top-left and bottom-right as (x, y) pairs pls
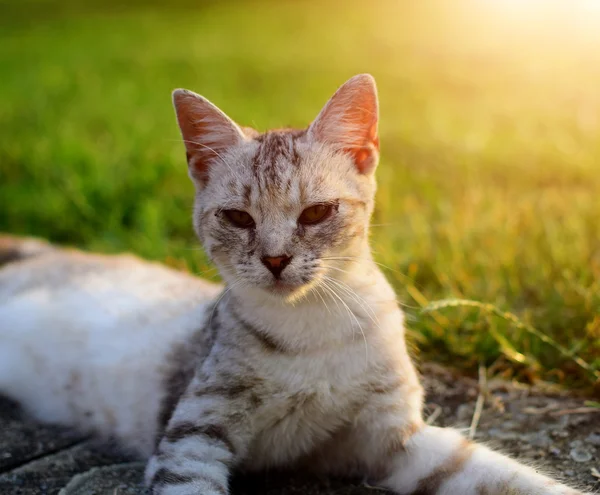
(411, 438), (475, 495)
(229, 306), (290, 353)
(243, 184), (252, 205)
(290, 132), (302, 166)
(164, 421), (236, 455)
(251, 145), (262, 180)
(251, 129), (305, 178)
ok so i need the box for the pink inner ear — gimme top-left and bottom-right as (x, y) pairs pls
(345, 120), (380, 175)
(173, 89), (244, 185)
(309, 74), (380, 174)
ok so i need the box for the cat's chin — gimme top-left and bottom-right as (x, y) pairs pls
(261, 280), (314, 302)
(267, 280), (301, 295)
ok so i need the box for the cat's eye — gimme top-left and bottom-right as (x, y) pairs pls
(223, 209), (255, 228)
(298, 204), (333, 225)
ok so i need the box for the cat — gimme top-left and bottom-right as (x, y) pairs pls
(0, 74), (586, 495)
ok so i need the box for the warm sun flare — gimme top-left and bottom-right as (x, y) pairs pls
(472, 0), (600, 49)
(481, 0), (600, 18)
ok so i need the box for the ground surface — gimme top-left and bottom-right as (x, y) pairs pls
(0, 364), (598, 495)
(0, 0), (599, 389)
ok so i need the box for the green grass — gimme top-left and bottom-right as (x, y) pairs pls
(1, 0), (599, 390)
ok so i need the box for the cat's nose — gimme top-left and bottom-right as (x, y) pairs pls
(261, 255), (292, 279)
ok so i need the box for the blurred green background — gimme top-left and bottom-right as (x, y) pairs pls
(1, 0), (599, 390)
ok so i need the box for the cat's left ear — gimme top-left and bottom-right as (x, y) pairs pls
(308, 74), (379, 174)
(172, 89), (246, 185)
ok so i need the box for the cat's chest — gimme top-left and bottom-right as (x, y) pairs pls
(245, 349), (371, 469)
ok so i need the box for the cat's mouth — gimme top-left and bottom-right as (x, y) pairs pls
(263, 278), (315, 299)
(268, 280), (300, 294)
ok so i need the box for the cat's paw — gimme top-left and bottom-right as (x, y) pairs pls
(145, 454), (229, 495)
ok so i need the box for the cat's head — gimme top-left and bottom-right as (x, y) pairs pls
(173, 74), (379, 301)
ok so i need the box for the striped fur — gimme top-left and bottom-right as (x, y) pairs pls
(0, 75), (587, 495)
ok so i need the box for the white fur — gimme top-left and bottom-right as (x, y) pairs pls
(0, 251), (219, 457)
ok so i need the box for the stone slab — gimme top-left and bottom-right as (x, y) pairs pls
(0, 441), (129, 495)
(0, 398), (85, 474)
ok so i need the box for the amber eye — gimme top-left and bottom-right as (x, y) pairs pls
(223, 210), (255, 228)
(298, 204), (333, 225)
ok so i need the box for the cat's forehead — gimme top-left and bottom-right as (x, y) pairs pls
(250, 129), (306, 176)
(213, 130), (343, 200)
(203, 127), (364, 216)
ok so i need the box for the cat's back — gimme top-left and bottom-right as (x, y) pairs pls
(0, 235), (222, 372)
(0, 234), (220, 303)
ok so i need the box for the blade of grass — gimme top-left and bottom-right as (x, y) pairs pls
(422, 298), (600, 383)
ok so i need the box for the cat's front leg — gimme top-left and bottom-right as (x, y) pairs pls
(366, 424), (586, 495)
(145, 371), (255, 495)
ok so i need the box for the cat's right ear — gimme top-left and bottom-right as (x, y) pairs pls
(172, 89), (245, 185)
(308, 74), (379, 175)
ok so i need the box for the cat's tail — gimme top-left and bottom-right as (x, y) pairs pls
(379, 424), (586, 494)
(0, 234), (55, 267)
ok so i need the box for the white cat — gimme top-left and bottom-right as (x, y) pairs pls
(0, 75), (585, 494)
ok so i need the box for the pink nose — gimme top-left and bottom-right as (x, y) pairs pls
(261, 255), (292, 279)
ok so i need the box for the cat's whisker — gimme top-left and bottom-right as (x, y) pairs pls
(324, 282), (380, 335)
(318, 280), (343, 315)
(326, 283), (369, 366)
(312, 284), (333, 316)
(322, 274), (368, 310)
(179, 139), (235, 174)
(208, 280), (242, 327)
(321, 274), (379, 327)
(322, 264), (352, 276)
(322, 263), (416, 311)
(320, 279), (369, 365)
(319, 281), (353, 343)
(322, 255), (397, 273)
(193, 263), (238, 280)
(321, 256), (396, 273)
(199, 272), (222, 281)
(194, 266), (220, 277)
(321, 257), (420, 310)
